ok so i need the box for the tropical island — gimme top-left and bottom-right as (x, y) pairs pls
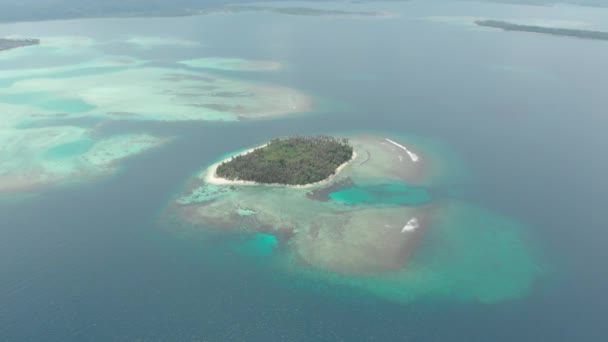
(216, 136), (354, 186)
(0, 38), (39, 52)
(166, 133), (542, 303)
(173, 134), (428, 274)
(475, 20), (608, 41)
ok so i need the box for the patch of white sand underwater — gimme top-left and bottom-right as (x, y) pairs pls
(0, 33), (316, 193)
(180, 58), (283, 72)
(0, 119), (165, 193)
(125, 36), (201, 48)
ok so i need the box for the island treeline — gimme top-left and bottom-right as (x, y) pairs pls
(475, 20), (608, 41)
(0, 38), (40, 52)
(216, 136), (353, 185)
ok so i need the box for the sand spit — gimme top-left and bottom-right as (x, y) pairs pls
(385, 138), (419, 162)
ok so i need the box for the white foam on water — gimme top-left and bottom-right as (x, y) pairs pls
(401, 217), (419, 233)
(385, 138), (419, 162)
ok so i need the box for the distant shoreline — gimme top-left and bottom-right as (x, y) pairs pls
(475, 20), (608, 41)
(0, 4), (391, 24)
(0, 38), (40, 52)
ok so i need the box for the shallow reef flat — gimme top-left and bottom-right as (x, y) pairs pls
(276, 200), (542, 304)
(0, 36), (312, 122)
(168, 134), (542, 303)
(0, 117), (165, 193)
(0, 56), (144, 82)
(2, 67), (311, 121)
(0, 34), (316, 194)
(180, 58), (282, 72)
(125, 36), (201, 48)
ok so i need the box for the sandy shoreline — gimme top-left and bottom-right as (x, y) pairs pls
(202, 144), (358, 189)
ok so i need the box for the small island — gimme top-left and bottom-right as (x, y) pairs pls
(173, 134), (428, 274)
(0, 38), (40, 52)
(167, 133), (542, 303)
(216, 136), (354, 186)
(204, 5), (392, 19)
(475, 20), (608, 41)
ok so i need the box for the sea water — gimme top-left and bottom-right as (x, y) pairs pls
(1, 1), (607, 341)
(329, 182), (433, 206)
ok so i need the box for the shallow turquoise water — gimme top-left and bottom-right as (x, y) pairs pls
(329, 182), (432, 206)
(43, 138), (95, 160)
(0, 92), (95, 113)
(235, 233), (278, 257)
(272, 200), (543, 305)
(44, 66), (131, 79)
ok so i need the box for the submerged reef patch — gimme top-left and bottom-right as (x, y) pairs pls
(0, 116), (165, 193)
(0, 34), (316, 195)
(1, 67), (312, 122)
(180, 58), (282, 72)
(277, 200), (542, 304)
(125, 36), (201, 48)
(168, 134), (543, 304)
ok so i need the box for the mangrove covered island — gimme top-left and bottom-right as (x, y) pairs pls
(216, 136), (354, 186)
(475, 20), (608, 41)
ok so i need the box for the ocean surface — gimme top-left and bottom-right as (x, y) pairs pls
(1, 1), (607, 341)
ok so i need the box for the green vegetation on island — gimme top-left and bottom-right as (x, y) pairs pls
(0, 38), (39, 52)
(475, 20), (608, 41)
(216, 136), (353, 186)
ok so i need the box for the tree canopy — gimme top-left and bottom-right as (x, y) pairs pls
(216, 136), (353, 185)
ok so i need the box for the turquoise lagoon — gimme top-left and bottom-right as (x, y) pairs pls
(329, 182), (433, 206)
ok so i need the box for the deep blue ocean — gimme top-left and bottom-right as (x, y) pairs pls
(1, 1), (607, 340)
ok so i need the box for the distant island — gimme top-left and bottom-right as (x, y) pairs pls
(0, 1), (391, 23)
(475, 20), (608, 41)
(0, 38), (39, 52)
(216, 136), (354, 186)
(217, 6), (392, 18)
